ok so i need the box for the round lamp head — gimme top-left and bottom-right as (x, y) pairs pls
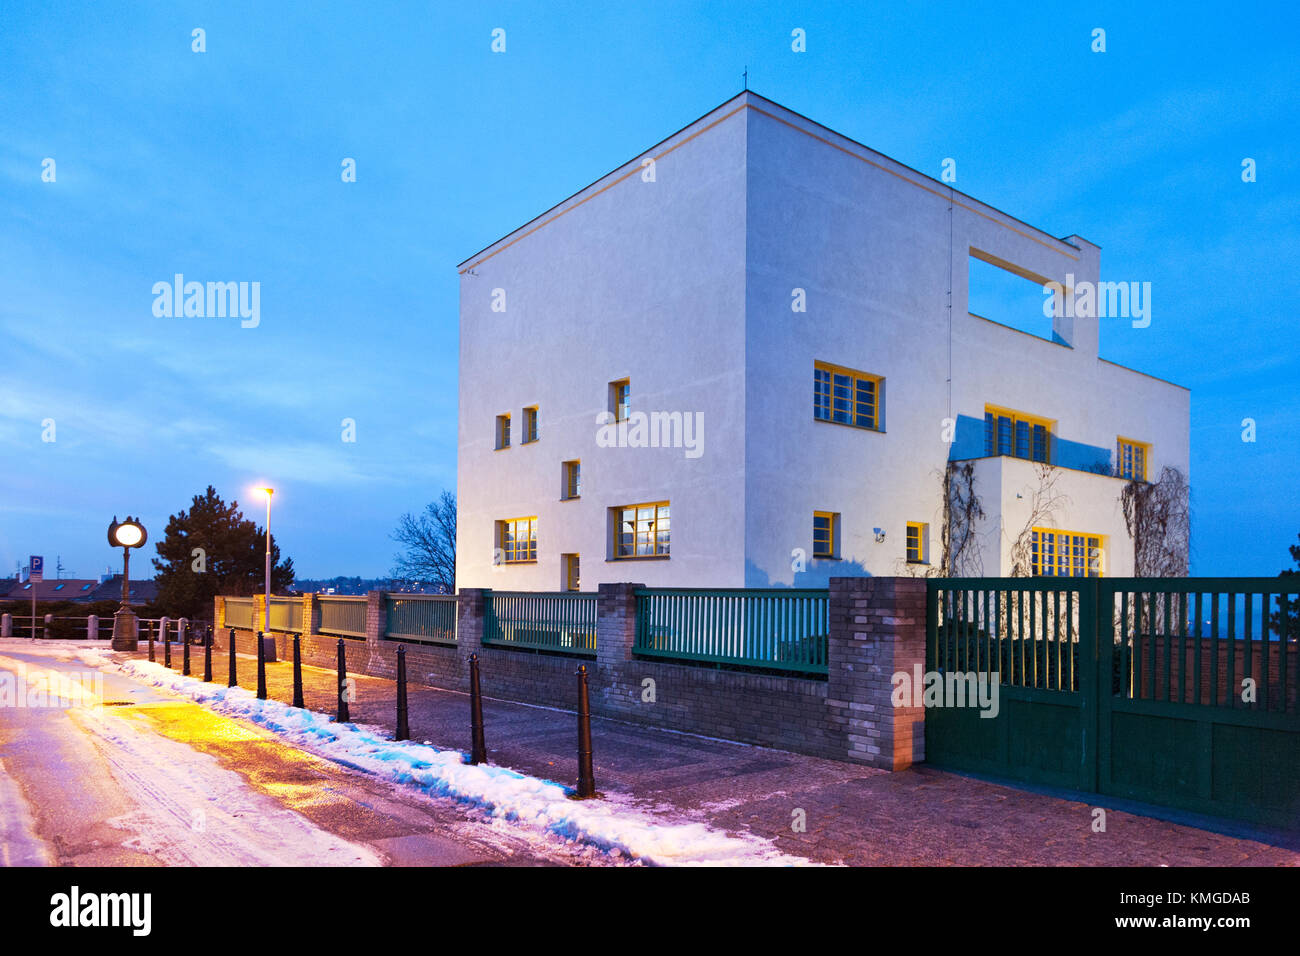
(108, 516), (148, 549)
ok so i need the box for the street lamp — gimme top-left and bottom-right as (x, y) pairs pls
(107, 515), (148, 650)
(255, 487), (274, 634)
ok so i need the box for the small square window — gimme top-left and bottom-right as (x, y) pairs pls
(906, 522), (929, 564)
(813, 512), (838, 559)
(562, 460), (581, 500)
(610, 379), (630, 423)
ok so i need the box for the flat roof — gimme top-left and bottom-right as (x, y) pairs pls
(458, 89), (1083, 269)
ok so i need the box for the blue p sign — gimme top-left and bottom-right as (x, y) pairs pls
(29, 555), (43, 582)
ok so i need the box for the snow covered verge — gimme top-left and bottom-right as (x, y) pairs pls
(93, 652), (819, 867)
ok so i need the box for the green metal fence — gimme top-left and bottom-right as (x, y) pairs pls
(483, 591), (597, 656)
(268, 597), (299, 632)
(634, 588), (829, 675)
(318, 596), (367, 638)
(926, 577), (1300, 829)
(224, 598), (254, 629)
(385, 594), (457, 644)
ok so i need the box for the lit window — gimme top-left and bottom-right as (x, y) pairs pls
(523, 406), (539, 443)
(1117, 437), (1149, 481)
(613, 502), (669, 559)
(54, 584), (65, 590)
(562, 460), (581, 500)
(610, 380), (630, 423)
(906, 522), (929, 564)
(984, 405), (1051, 463)
(813, 512), (837, 558)
(495, 413), (511, 449)
(564, 554), (580, 591)
(814, 362), (882, 430)
(1031, 527), (1103, 577)
(496, 517), (537, 563)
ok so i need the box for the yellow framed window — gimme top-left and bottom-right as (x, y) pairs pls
(906, 522), (928, 564)
(495, 413), (511, 449)
(523, 406), (539, 443)
(814, 362), (882, 430)
(613, 501), (669, 559)
(562, 460), (581, 500)
(984, 404), (1051, 463)
(610, 379), (630, 423)
(496, 517), (537, 563)
(1031, 527), (1103, 577)
(564, 554), (580, 591)
(813, 511), (837, 558)
(1116, 437), (1149, 481)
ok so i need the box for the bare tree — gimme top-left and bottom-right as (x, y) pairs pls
(1120, 466), (1190, 577)
(390, 490), (457, 593)
(1007, 463), (1069, 577)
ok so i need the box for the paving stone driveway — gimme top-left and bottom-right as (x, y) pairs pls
(132, 645), (1298, 866)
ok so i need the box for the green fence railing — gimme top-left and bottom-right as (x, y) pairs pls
(385, 594), (457, 644)
(634, 588), (829, 675)
(483, 591), (597, 656)
(224, 598), (254, 630)
(319, 596), (367, 638)
(268, 597), (299, 632)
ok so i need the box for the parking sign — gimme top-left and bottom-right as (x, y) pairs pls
(29, 555), (43, 582)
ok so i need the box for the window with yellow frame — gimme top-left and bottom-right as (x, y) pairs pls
(610, 379), (630, 423)
(1030, 527), (1103, 577)
(496, 517), (537, 563)
(562, 460), (581, 500)
(984, 404), (1051, 463)
(495, 413), (511, 449)
(813, 511), (837, 558)
(563, 554), (580, 591)
(906, 521), (929, 564)
(613, 501), (669, 558)
(814, 362), (883, 431)
(523, 406), (539, 443)
(1116, 437), (1149, 482)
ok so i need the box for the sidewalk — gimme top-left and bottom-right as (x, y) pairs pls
(125, 643), (1298, 866)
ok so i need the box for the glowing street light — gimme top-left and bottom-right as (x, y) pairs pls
(254, 487), (274, 634)
(106, 515), (148, 650)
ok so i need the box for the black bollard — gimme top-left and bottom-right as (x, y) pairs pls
(468, 653), (487, 765)
(148, 623), (156, 663)
(228, 627), (238, 687)
(575, 664), (596, 798)
(182, 629), (191, 676)
(335, 638), (350, 723)
(292, 633), (304, 708)
(256, 631), (267, 700)
(395, 645), (410, 741)
(203, 626), (213, 682)
(163, 623), (172, 668)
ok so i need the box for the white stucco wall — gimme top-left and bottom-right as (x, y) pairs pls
(457, 92), (1190, 590)
(455, 99), (750, 591)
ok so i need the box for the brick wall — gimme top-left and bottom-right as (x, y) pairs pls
(212, 578), (928, 769)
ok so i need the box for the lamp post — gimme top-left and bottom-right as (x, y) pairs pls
(107, 516), (147, 651)
(258, 487), (273, 634)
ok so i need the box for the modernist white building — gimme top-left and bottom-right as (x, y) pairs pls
(455, 92), (1189, 591)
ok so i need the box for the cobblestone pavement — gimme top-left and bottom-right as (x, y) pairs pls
(128, 643), (1299, 866)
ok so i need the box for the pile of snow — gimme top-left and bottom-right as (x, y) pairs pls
(107, 656), (817, 867)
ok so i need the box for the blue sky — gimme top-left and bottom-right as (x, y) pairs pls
(1, 0), (1297, 580)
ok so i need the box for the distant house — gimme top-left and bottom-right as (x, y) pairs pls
(5, 579), (100, 602)
(2, 576), (158, 604)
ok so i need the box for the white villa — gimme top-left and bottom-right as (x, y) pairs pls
(455, 92), (1189, 591)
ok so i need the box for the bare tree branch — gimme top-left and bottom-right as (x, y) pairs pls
(390, 490), (457, 593)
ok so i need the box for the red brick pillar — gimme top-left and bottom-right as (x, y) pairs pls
(456, 589), (486, 656)
(365, 591), (385, 645)
(827, 577), (928, 770)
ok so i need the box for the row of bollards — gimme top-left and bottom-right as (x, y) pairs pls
(151, 622), (598, 799)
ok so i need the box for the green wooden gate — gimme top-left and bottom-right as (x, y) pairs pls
(926, 578), (1300, 828)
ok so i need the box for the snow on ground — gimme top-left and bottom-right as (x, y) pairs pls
(97, 652), (817, 866)
(0, 755), (54, 866)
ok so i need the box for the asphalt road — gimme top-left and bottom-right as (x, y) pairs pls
(0, 643), (596, 866)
